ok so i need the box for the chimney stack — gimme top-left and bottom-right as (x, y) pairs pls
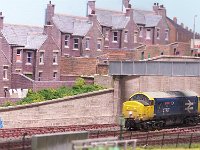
(0, 12), (4, 29)
(122, 0), (130, 12)
(173, 17), (177, 24)
(45, 1), (55, 25)
(43, 25), (53, 36)
(87, 0), (96, 16)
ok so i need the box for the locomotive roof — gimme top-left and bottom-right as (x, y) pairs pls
(140, 91), (198, 98)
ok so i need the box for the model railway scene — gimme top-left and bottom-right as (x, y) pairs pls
(1, 0), (200, 149)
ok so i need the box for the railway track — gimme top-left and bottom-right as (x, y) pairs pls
(0, 124), (200, 149)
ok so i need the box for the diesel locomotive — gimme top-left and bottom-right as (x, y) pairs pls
(122, 91), (200, 131)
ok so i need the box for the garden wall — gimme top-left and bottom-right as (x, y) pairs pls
(0, 89), (115, 128)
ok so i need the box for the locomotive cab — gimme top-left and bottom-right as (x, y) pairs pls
(122, 93), (154, 130)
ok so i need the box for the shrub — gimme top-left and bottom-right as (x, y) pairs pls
(74, 77), (86, 87)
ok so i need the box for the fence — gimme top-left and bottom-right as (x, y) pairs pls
(72, 138), (137, 150)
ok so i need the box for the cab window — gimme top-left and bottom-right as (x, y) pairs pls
(129, 94), (154, 106)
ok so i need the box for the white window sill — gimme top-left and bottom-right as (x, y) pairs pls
(3, 78), (9, 81)
(16, 61), (22, 63)
(73, 48), (79, 51)
(53, 63), (58, 65)
(97, 49), (102, 51)
(85, 48), (90, 51)
(165, 39), (169, 41)
(64, 46), (69, 48)
(124, 40), (128, 43)
(25, 63), (32, 65)
(146, 38), (151, 40)
(39, 63), (44, 65)
(105, 38), (109, 41)
(112, 41), (118, 43)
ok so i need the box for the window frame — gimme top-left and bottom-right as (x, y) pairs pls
(73, 38), (79, 50)
(165, 29), (169, 41)
(39, 52), (44, 65)
(97, 39), (102, 50)
(113, 31), (118, 42)
(124, 31), (128, 42)
(26, 51), (32, 65)
(53, 71), (58, 80)
(146, 28), (151, 39)
(64, 34), (70, 48)
(3, 66), (8, 80)
(16, 49), (22, 62)
(85, 38), (90, 50)
(53, 52), (58, 65)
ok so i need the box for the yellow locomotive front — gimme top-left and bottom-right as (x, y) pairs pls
(122, 92), (154, 130)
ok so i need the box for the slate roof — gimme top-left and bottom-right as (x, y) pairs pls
(96, 8), (162, 28)
(1, 24), (47, 49)
(133, 9), (162, 27)
(96, 8), (130, 29)
(167, 17), (192, 35)
(52, 14), (93, 36)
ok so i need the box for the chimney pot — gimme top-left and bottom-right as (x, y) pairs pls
(173, 17), (177, 24)
(181, 23), (184, 28)
(49, 1), (51, 4)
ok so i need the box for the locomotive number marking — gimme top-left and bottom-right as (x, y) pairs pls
(185, 100), (194, 113)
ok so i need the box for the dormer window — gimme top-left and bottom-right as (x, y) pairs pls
(64, 34), (70, 47)
(146, 28), (151, 39)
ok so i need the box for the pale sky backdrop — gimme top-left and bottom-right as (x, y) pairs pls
(0, 0), (200, 32)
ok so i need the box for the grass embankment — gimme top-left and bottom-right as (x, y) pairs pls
(137, 143), (200, 150)
(1, 78), (104, 107)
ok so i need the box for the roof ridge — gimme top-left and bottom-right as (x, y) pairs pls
(55, 13), (88, 20)
(96, 8), (123, 14)
(4, 23), (43, 28)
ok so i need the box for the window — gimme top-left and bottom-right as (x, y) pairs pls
(141, 51), (144, 60)
(156, 28), (160, 39)
(134, 31), (138, 43)
(16, 49), (22, 62)
(65, 34), (70, 47)
(53, 71), (57, 80)
(139, 26), (143, 37)
(39, 52), (44, 64)
(27, 52), (32, 64)
(146, 28), (151, 39)
(86, 38), (90, 50)
(113, 31), (118, 42)
(97, 39), (101, 50)
(53, 52), (58, 64)
(124, 31), (128, 42)
(3, 66), (8, 80)
(105, 30), (109, 41)
(165, 29), (169, 40)
(73, 38), (79, 49)
(38, 71), (42, 81)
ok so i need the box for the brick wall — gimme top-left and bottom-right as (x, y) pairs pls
(61, 57), (98, 75)
(0, 89), (115, 128)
